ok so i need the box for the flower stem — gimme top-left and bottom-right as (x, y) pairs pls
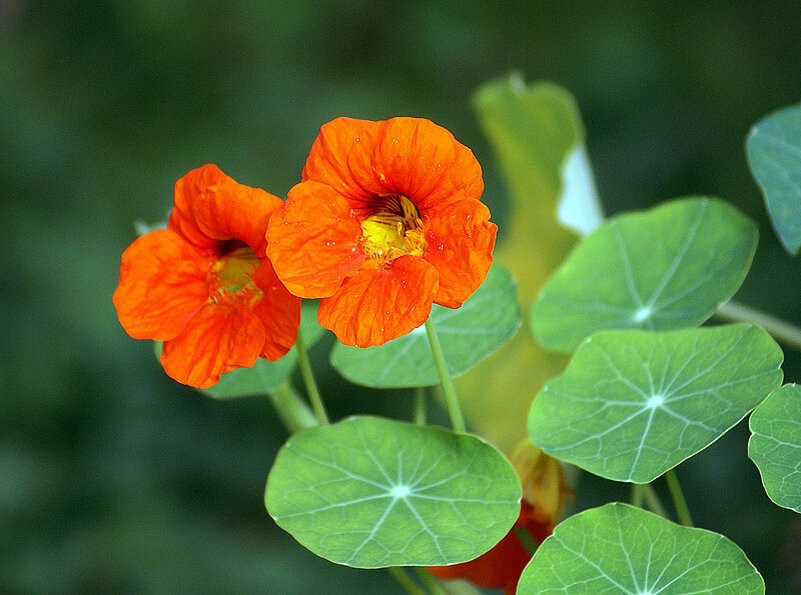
(665, 469), (693, 527)
(631, 483), (645, 509)
(414, 386), (427, 426)
(414, 568), (453, 595)
(514, 526), (540, 557)
(424, 319), (466, 433)
(642, 483), (668, 520)
(716, 300), (801, 352)
(388, 567), (426, 595)
(295, 328), (329, 425)
(267, 381), (318, 433)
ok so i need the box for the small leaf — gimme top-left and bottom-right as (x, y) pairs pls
(265, 416), (521, 568)
(201, 301), (325, 399)
(528, 324), (783, 483)
(748, 384), (801, 513)
(747, 103), (801, 255)
(201, 352), (297, 399)
(530, 198), (758, 352)
(518, 503), (765, 594)
(330, 265), (520, 388)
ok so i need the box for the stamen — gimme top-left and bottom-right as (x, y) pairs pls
(208, 244), (263, 305)
(360, 194), (426, 262)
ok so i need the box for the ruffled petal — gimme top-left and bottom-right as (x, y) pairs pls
(266, 180), (365, 298)
(317, 256), (439, 347)
(113, 229), (210, 341)
(160, 303), (266, 388)
(371, 117), (484, 212)
(169, 164), (283, 256)
(302, 117), (484, 214)
(302, 117), (384, 201)
(422, 198), (497, 308)
(251, 259), (302, 360)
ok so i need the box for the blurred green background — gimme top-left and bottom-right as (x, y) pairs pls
(3, 1), (801, 592)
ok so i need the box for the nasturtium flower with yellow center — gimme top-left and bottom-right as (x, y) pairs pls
(266, 116), (497, 347)
(113, 164), (301, 389)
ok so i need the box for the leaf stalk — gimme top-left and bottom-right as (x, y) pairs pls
(424, 319), (467, 433)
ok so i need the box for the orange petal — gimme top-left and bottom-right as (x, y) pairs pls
(251, 259), (302, 360)
(422, 198), (497, 308)
(371, 117), (484, 212)
(302, 117), (384, 200)
(160, 303), (266, 389)
(266, 180), (365, 298)
(113, 229), (210, 341)
(317, 256), (439, 347)
(169, 164), (283, 257)
(302, 117), (484, 215)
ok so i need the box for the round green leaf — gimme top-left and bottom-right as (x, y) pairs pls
(748, 384), (801, 513)
(528, 324), (783, 483)
(518, 503), (765, 594)
(746, 103), (801, 255)
(330, 265), (521, 388)
(530, 198), (757, 351)
(200, 301), (325, 399)
(265, 416), (521, 568)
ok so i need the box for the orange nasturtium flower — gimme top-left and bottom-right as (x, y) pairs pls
(113, 164), (301, 389)
(427, 441), (571, 594)
(266, 117), (497, 347)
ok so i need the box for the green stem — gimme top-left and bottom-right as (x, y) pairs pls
(631, 483), (645, 509)
(665, 469), (693, 527)
(295, 328), (329, 425)
(716, 300), (801, 352)
(414, 386), (427, 426)
(642, 484), (668, 520)
(414, 568), (452, 595)
(424, 319), (466, 433)
(388, 567), (425, 595)
(514, 526), (540, 557)
(267, 380), (318, 433)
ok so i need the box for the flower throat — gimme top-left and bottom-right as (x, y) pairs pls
(209, 242), (262, 305)
(360, 194), (426, 261)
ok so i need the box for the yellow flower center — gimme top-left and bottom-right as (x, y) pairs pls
(209, 243), (262, 306)
(360, 194), (426, 262)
